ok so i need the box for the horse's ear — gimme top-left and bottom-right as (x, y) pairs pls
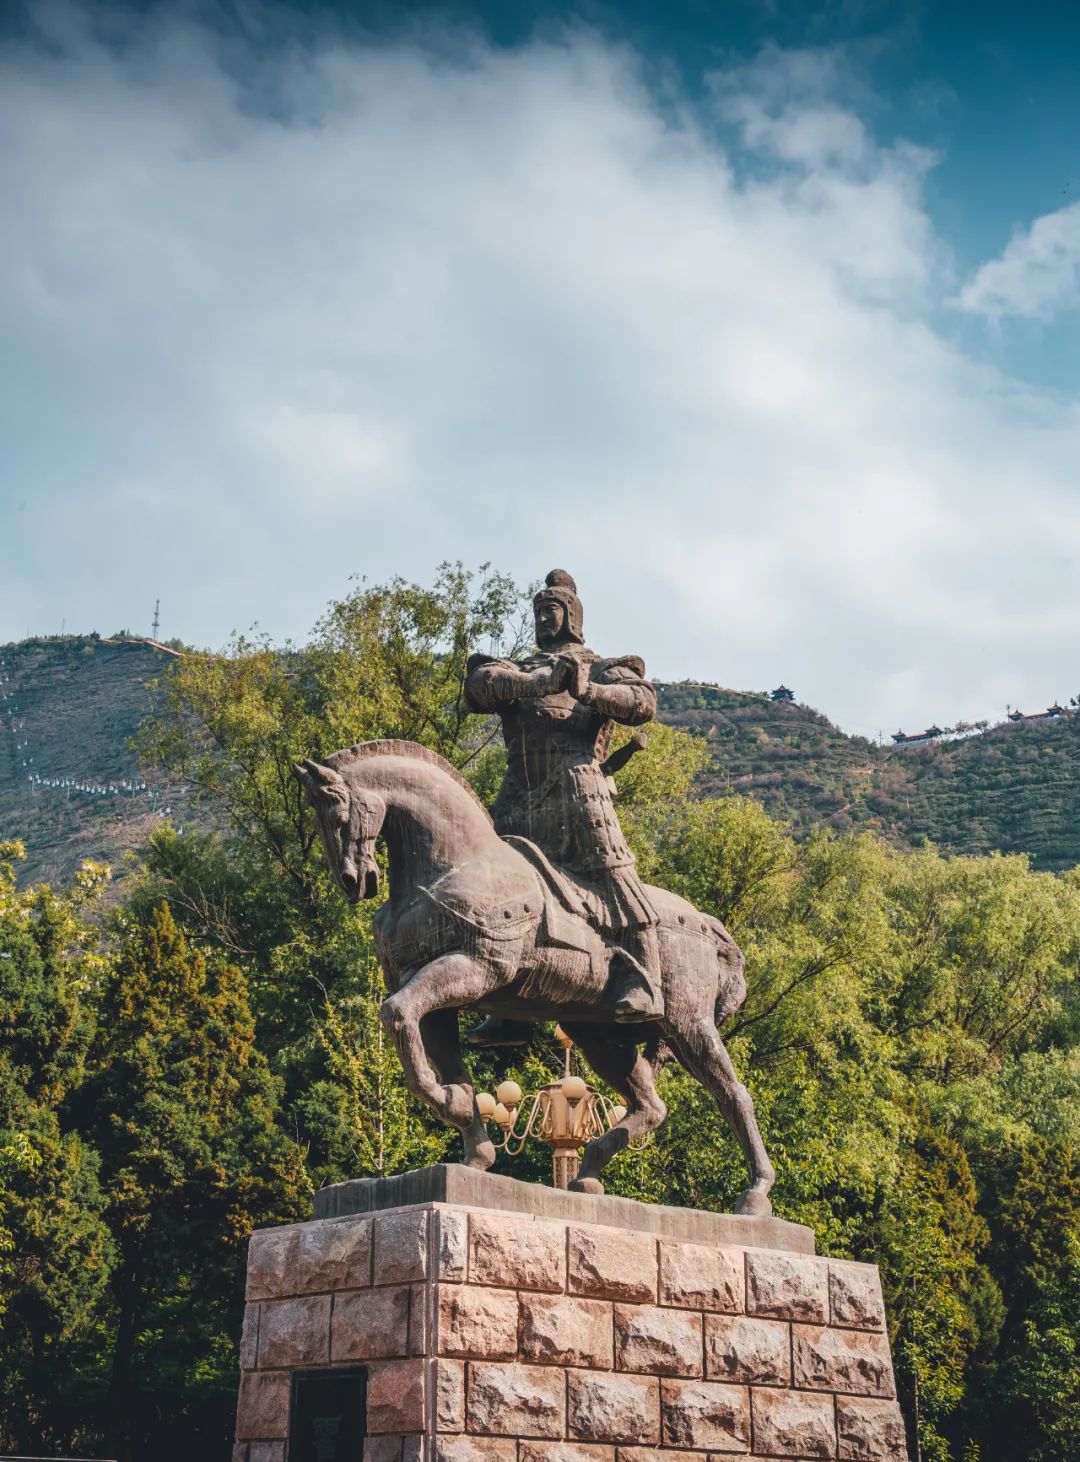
(293, 759), (345, 802)
(302, 758), (346, 789)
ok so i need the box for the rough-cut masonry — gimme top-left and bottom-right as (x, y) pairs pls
(233, 1195), (909, 1460)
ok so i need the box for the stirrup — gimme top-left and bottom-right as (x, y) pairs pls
(614, 987), (664, 1022)
(610, 957), (664, 1022)
(465, 1017), (533, 1048)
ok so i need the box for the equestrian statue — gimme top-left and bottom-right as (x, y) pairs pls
(294, 570), (776, 1214)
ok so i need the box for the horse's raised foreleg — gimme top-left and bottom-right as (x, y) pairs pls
(420, 1008), (496, 1171)
(667, 1016), (775, 1216)
(560, 1022), (667, 1196)
(382, 952), (503, 1169)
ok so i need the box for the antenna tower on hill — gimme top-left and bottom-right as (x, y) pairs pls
(151, 599), (160, 640)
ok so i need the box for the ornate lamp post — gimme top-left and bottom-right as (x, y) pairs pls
(475, 1027), (627, 1189)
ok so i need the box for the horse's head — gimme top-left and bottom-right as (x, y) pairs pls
(292, 758), (386, 905)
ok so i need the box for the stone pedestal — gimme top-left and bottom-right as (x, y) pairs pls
(234, 1166), (909, 1461)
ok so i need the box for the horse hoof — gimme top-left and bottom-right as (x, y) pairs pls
(465, 1141), (496, 1171)
(568, 1177), (605, 1195)
(734, 1186), (772, 1217)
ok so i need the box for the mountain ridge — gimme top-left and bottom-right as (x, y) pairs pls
(4, 635), (1080, 886)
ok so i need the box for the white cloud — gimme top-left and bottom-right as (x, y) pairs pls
(2, 11), (1080, 737)
(713, 44), (875, 170)
(958, 200), (1080, 320)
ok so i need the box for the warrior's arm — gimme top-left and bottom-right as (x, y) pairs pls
(577, 664), (656, 726)
(464, 654), (567, 711)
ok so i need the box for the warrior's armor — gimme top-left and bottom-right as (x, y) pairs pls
(465, 569), (663, 1026)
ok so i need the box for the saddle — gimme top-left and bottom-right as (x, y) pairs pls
(502, 835), (605, 952)
(417, 837), (602, 959)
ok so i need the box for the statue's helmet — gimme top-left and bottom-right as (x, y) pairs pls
(533, 569), (584, 644)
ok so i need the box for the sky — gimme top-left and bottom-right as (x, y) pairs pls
(2, 0), (1080, 739)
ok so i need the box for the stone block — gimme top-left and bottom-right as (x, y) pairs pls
(568, 1370), (661, 1444)
(469, 1211), (567, 1292)
(829, 1262), (886, 1332)
(331, 1285), (411, 1362)
(236, 1370), (291, 1440)
(569, 1225), (658, 1303)
(248, 1446), (286, 1462)
(836, 1396), (909, 1459)
(315, 1164), (814, 1256)
(435, 1358), (465, 1430)
(246, 1227), (299, 1302)
(751, 1387), (836, 1459)
(438, 1284), (519, 1359)
(467, 1360), (566, 1437)
(408, 1283), (427, 1355)
(239, 1304), (259, 1370)
(705, 1315), (790, 1386)
(615, 1304), (703, 1377)
(520, 1293), (614, 1369)
(660, 1379), (750, 1451)
(435, 1441), (518, 1461)
(295, 1216), (372, 1293)
(793, 1324), (894, 1397)
(435, 1207), (469, 1280)
(233, 1444), (248, 1462)
(616, 1452), (709, 1462)
(375, 1209), (429, 1285)
(659, 1240), (745, 1313)
(363, 1440), (404, 1462)
(256, 1295), (331, 1369)
(521, 1447), (616, 1461)
(745, 1252), (828, 1324)
(615, 1452), (709, 1462)
(400, 1439), (422, 1462)
(367, 1359), (426, 1434)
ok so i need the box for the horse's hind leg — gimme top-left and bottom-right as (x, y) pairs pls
(421, 1009), (496, 1171)
(382, 952), (501, 1170)
(668, 1016), (775, 1216)
(561, 1022), (667, 1196)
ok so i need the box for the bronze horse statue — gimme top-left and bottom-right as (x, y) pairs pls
(295, 739), (776, 1215)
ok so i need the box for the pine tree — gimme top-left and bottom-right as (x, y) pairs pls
(81, 902), (308, 1461)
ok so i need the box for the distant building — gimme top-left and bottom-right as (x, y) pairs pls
(1008, 705), (1066, 723)
(770, 685), (795, 703)
(892, 725), (944, 745)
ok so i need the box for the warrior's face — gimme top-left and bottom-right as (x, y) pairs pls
(535, 598), (567, 649)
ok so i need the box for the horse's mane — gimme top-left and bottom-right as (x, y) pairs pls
(324, 739), (493, 822)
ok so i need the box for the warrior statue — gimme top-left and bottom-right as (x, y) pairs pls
(464, 570), (662, 1039)
(294, 568), (776, 1211)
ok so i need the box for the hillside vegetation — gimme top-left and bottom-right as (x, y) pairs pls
(4, 640), (1080, 884)
(0, 636), (199, 887)
(660, 683), (1080, 870)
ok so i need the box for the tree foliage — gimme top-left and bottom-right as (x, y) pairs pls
(1, 570), (1077, 1461)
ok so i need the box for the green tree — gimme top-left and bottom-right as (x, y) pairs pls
(0, 842), (114, 1456)
(80, 902), (308, 1461)
(973, 1140), (1080, 1461)
(297, 956), (452, 1186)
(136, 565), (528, 1171)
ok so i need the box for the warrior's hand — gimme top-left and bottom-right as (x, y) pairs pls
(568, 659), (594, 703)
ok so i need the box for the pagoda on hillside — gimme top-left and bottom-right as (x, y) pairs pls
(770, 685), (795, 703)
